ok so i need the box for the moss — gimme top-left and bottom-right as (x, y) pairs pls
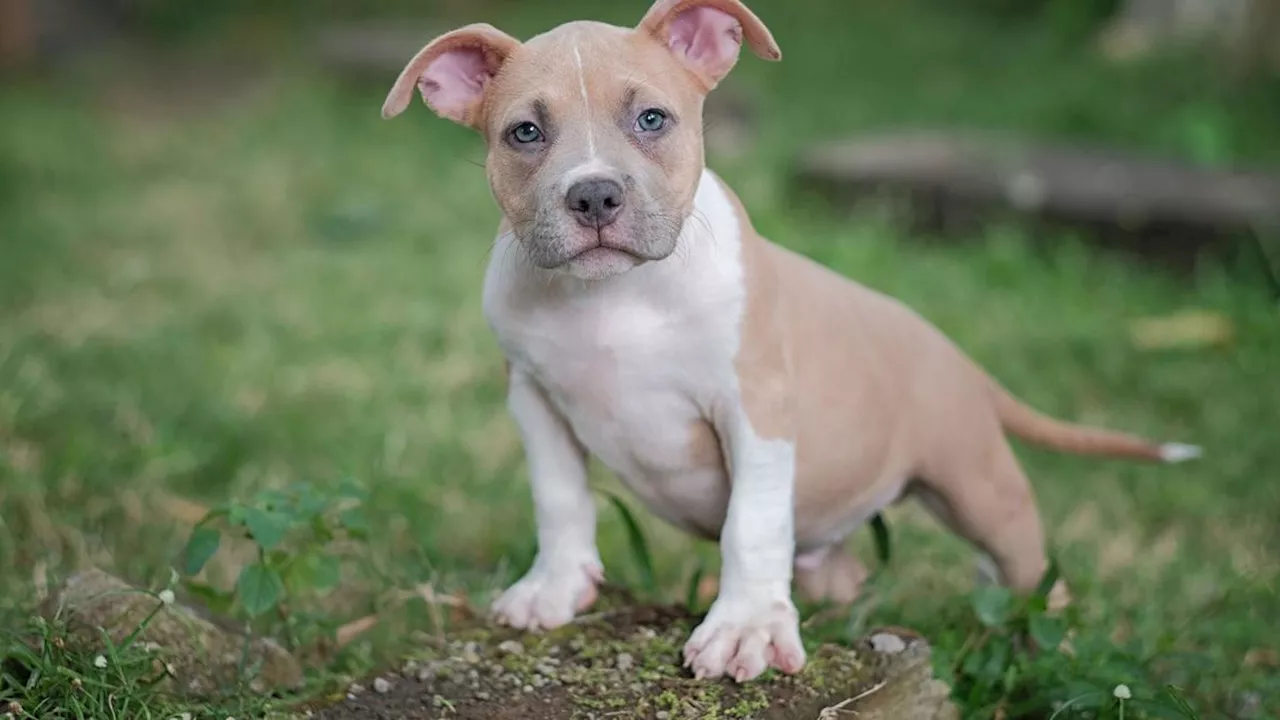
(726, 686), (771, 718)
(313, 600), (957, 720)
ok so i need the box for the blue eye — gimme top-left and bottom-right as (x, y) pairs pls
(635, 109), (667, 133)
(511, 122), (543, 143)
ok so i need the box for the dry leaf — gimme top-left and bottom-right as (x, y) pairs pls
(1244, 648), (1279, 668)
(1130, 310), (1234, 350)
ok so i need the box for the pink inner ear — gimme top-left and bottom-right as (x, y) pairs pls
(667, 6), (744, 81)
(418, 47), (493, 121)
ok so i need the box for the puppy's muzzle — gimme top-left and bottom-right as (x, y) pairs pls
(566, 177), (625, 229)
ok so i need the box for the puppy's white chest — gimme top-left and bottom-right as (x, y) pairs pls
(492, 277), (734, 479)
(482, 170), (747, 533)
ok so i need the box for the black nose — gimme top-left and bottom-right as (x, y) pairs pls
(565, 177), (625, 228)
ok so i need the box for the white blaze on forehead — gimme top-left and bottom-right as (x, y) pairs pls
(571, 43), (596, 157)
(562, 157), (618, 187)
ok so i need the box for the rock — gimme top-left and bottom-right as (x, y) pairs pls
(868, 632), (907, 655)
(615, 651), (635, 672)
(38, 568), (302, 697)
(313, 597), (956, 720)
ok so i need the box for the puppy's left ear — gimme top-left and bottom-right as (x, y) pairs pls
(636, 0), (781, 91)
(382, 23), (522, 128)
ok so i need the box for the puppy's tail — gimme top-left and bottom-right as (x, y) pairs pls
(988, 380), (1201, 464)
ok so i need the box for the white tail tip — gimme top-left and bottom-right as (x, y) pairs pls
(1159, 443), (1202, 463)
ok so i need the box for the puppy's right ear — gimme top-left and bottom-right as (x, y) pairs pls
(381, 23), (522, 128)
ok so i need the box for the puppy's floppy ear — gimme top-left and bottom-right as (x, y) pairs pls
(636, 0), (781, 91)
(381, 23), (522, 127)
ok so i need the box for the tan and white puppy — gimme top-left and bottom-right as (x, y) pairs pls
(382, 0), (1200, 683)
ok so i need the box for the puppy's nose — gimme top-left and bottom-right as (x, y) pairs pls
(565, 177), (625, 228)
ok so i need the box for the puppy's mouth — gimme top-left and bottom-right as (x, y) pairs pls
(564, 234), (644, 263)
(514, 212), (681, 274)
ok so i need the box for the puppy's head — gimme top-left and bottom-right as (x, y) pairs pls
(383, 0), (780, 280)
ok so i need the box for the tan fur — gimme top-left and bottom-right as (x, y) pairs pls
(717, 171), (1188, 593)
(384, 0), (1198, 680)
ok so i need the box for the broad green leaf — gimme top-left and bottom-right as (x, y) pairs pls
(236, 563), (284, 618)
(1028, 614), (1066, 651)
(340, 507), (369, 539)
(253, 487), (292, 513)
(297, 489), (329, 519)
(605, 493), (655, 595)
(337, 476), (369, 501)
(309, 554), (341, 591)
(288, 553), (341, 593)
(242, 507), (291, 551)
(180, 526), (221, 576)
(182, 579), (235, 615)
(971, 586), (1013, 628)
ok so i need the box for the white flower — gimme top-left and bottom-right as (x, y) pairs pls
(93, 655), (107, 669)
(1113, 684), (1132, 700)
(158, 589), (175, 605)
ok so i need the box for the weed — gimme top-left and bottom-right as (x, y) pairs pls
(179, 478), (371, 651)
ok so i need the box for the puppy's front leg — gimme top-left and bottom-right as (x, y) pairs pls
(492, 368), (603, 631)
(683, 401), (804, 682)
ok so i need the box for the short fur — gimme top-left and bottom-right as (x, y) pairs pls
(383, 0), (1199, 683)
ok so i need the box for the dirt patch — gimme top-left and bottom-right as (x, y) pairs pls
(311, 593), (956, 720)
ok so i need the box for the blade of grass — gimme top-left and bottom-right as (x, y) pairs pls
(602, 492), (656, 597)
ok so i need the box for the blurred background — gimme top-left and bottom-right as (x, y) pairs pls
(1, 0), (1278, 716)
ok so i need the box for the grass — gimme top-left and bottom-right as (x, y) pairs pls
(2, 0), (1279, 717)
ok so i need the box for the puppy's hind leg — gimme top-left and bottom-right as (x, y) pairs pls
(794, 543), (869, 606)
(913, 436), (1067, 605)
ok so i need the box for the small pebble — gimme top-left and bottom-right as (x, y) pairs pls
(401, 659), (420, 677)
(417, 666), (434, 682)
(1235, 691), (1262, 719)
(498, 640), (524, 655)
(536, 662), (558, 677)
(869, 632), (907, 654)
(373, 677), (392, 694)
(476, 691), (491, 701)
(615, 652), (634, 672)
(522, 684), (534, 693)
(656, 712), (671, 720)
(347, 683), (365, 695)
(432, 694), (445, 708)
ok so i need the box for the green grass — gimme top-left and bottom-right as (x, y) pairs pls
(2, 0), (1279, 717)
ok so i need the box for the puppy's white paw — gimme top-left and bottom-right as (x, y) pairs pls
(682, 590), (805, 682)
(492, 554), (603, 631)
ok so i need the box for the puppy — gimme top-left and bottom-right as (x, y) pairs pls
(382, 0), (1199, 682)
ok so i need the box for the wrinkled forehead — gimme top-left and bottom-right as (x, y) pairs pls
(484, 21), (698, 133)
